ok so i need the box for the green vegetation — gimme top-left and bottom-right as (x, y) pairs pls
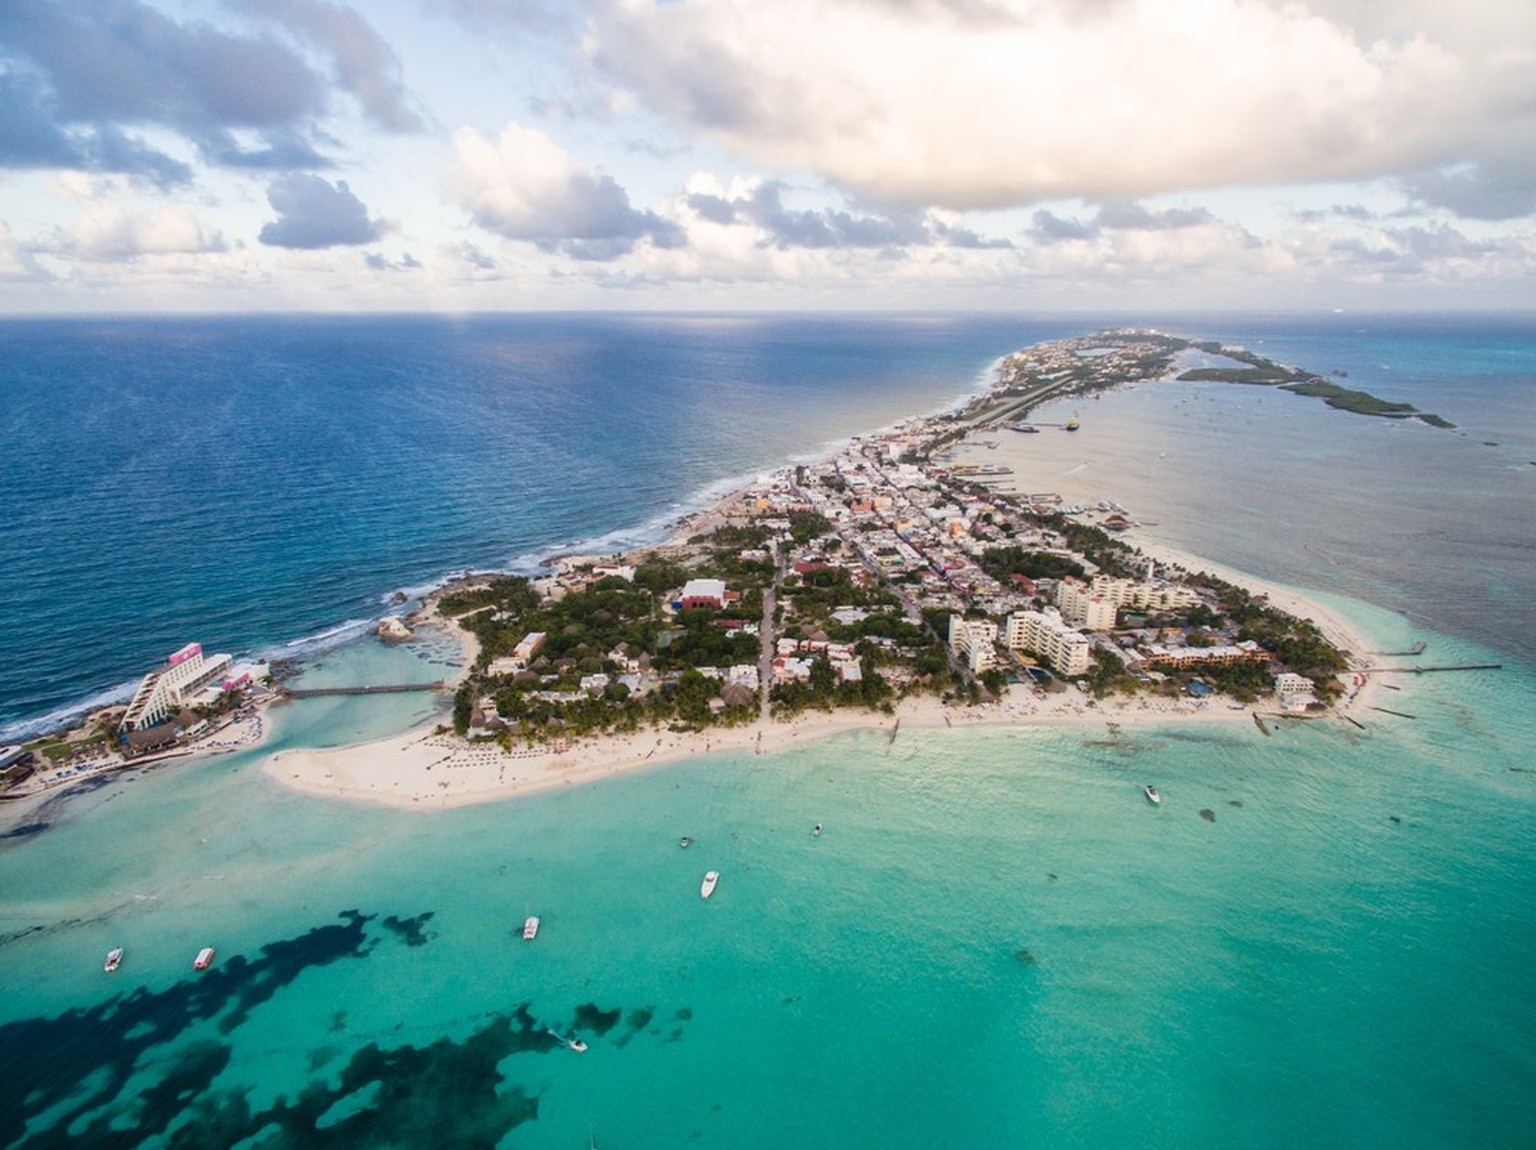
(1272, 378), (1452, 427)
(977, 546), (1086, 583)
(1193, 579), (1348, 699)
(1030, 515), (1138, 578)
(1281, 379), (1415, 416)
(1082, 653), (1141, 699)
(1187, 658), (1278, 703)
(1177, 367), (1300, 384)
(1167, 342), (1456, 429)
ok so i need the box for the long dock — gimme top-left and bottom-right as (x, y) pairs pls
(1372, 641), (1427, 657)
(1362, 664), (1500, 675)
(279, 682), (445, 699)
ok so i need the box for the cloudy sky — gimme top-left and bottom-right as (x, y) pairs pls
(1, 0), (1533, 312)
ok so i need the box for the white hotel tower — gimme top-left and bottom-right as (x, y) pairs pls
(121, 642), (233, 732)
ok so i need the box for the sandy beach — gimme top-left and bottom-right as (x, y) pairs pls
(262, 563), (1382, 812)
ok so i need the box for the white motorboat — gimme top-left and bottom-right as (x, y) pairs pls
(104, 947), (123, 973)
(1143, 785), (1162, 805)
(546, 1028), (588, 1053)
(700, 870), (719, 899)
(523, 915), (540, 941)
(193, 946), (216, 970)
(812, 822), (822, 837)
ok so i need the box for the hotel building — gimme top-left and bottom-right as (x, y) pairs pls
(1055, 578), (1119, 631)
(1004, 608), (1093, 677)
(121, 642), (234, 732)
(1084, 573), (1201, 614)
(948, 615), (1000, 674)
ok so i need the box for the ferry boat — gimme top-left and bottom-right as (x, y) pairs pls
(104, 947), (123, 973)
(523, 915), (540, 941)
(700, 870), (720, 899)
(193, 946), (216, 970)
(1143, 785), (1162, 805)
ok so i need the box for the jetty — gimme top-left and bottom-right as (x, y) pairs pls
(1361, 663), (1500, 675)
(1373, 641), (1427, 657)
(278, 682), (444, 699)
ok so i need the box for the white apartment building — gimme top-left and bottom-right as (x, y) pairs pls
(1274, 672), (1319, 710)
(1055, 578), (1119, 631)
(1004, 608), (1093, 677)
(948, 614), (999, 674)
(1086, 573), (1201, 613)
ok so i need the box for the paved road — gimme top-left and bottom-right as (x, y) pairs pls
(758, 539), (786, 724)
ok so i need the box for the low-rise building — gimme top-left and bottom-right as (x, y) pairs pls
(678, 578), (728, 610)
(513, 632), (547, 663)
(1143, 641), (1268, 669)
(1274, 672), (1318, 709)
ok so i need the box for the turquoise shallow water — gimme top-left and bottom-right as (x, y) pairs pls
(3, 603), (1534, 1148)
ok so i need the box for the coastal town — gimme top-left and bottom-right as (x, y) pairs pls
(2, 331), (1372, 806)
(427, 330), (1350, 756)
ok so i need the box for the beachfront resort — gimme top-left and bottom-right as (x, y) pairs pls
(0, 642), (273, 798)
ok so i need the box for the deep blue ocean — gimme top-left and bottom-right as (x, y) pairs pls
(1, 312), (1533, 1148)
(0, 313), (1088, 738)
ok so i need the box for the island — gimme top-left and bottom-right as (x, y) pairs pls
(3, 330), (1398, 815)
(259, 331), (1387, 809)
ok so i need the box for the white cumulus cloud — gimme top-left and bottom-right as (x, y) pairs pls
(582, 0), (1536, 210)
(52, 203), (227, 262)
(445, 124), (683, 258)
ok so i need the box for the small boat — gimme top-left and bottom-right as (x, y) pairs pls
(700, 870), (719, 899)
(546, 1028), (588, 1052)
(811, 822), (822, 837)
(1143, 785), (1162, 805)
(104, 947), (123, 973)
(193, 946), (216, 970)
(679, 836), (693, 848)
(523, 915), (540, 941)
(1065, 416), (1081, 431)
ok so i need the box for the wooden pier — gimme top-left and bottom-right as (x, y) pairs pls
(1372, 641), (1427, 657)
(1362, 663), (1500, 675)
(279, 681), (445, 699)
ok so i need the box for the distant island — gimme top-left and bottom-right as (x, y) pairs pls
(1170, 337), (1455, 428)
